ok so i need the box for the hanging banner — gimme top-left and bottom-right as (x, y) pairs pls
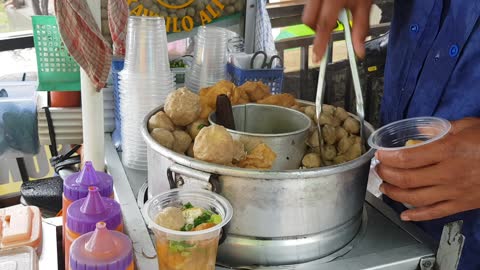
(127, 0), (245, 33)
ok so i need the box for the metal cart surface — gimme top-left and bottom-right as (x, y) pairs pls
(103, 135), (439, 270)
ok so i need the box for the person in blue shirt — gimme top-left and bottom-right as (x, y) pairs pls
(303, 1), (480, 269)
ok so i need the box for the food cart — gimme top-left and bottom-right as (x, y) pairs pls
(0, 1), (466, 270)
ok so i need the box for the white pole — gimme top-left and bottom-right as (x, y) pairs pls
(81, 0), (105, 170)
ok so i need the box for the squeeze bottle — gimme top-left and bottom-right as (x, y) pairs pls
(65, 186), (123, 269)
(69, 222), (134, 270)
(62, 161), (113, 229)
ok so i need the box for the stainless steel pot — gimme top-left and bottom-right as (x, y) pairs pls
(209, 103), (311, 170)
(142, 104), (375, 266)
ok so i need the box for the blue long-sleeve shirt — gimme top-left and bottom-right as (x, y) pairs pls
(382, 1), (480, 269)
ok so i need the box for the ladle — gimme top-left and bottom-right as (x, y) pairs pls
(215, 94), (236, 130)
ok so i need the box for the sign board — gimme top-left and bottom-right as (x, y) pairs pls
(127, 0), (245, 33)
(0, 145), (69, 198)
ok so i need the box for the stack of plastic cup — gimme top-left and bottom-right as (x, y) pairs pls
(119, 16), (175, 170)
(186, 26), (228, 92)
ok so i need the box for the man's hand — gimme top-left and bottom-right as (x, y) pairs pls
(376, 118), (480, 221)
(302, 0), (372, 62)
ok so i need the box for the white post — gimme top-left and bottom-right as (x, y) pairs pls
(81, 0), (105, 170)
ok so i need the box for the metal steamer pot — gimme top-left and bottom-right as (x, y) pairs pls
(141, 104), (375, 266)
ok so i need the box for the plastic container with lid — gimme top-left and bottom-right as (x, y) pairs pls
(0, 246), (38, 270)
(62, 161), (114, 228)
(69, 222), (133, 270)
(0, 205), (42, 253)
(143, 189), (233, 270)
(65, 186), (123, 270)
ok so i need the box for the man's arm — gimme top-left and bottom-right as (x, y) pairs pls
(376, 118), (480, 221)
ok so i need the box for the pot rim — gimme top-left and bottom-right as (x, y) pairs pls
(208, 103), (312, 138)
(142, 103), (376, 180)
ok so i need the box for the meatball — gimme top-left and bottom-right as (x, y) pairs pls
(155, 207), (185, 230)
(335, 127), (348, 143)
(352, 135), (362, 145)
(321, 144), (337, 161)
(187, 119), (209, 139)
(334, 107), (350, 122)
(322, 104), (335, 115)
(304, 106), (316, 121)
(323, 160), (334, 167)
(337, 136), (354, 155)
(302, 153), (322, 168)
(164, 87), (201, 126)
(193, 125), (234, 165)
(151, 128), (175, 150)
(307, 130), (320, 148)
(322, 125), (336, 145)
(343, 117), (360, 134)
(333, 155), (348, 165)
(172, 130), (192, 154)
(318, 113), (336, 126)
(148, 111), (175, 132)
(345, 142), (362, 161)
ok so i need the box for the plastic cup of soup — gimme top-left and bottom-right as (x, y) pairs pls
(143, 189), (233, 270)
(368, 117), (451, 151)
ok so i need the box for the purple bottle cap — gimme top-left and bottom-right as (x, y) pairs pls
(63, 161), (113, 201)
(70, 222), (133, 270)
(67, 186), (122, 234)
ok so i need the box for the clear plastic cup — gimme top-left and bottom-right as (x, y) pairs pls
(119, 76), (175, 83)
(122, 159), (147, 171)
(122, 152), (148, 161)
(143, 189), (233, 270)
(119, 71), (175, 79)
(368, 117), (451, 209)
(119, 78), (175, 87)
(119, 79), (175, 87)
(118, 86), (174, 94)
(124, 16), (170, 74)
(122, 143), (147, 150)
(118, 79), (175, 86)
(191, 26), (227, 72)
(368, 117), (451, 151)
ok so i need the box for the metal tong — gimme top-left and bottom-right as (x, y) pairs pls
(316, 9), (366, 159)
